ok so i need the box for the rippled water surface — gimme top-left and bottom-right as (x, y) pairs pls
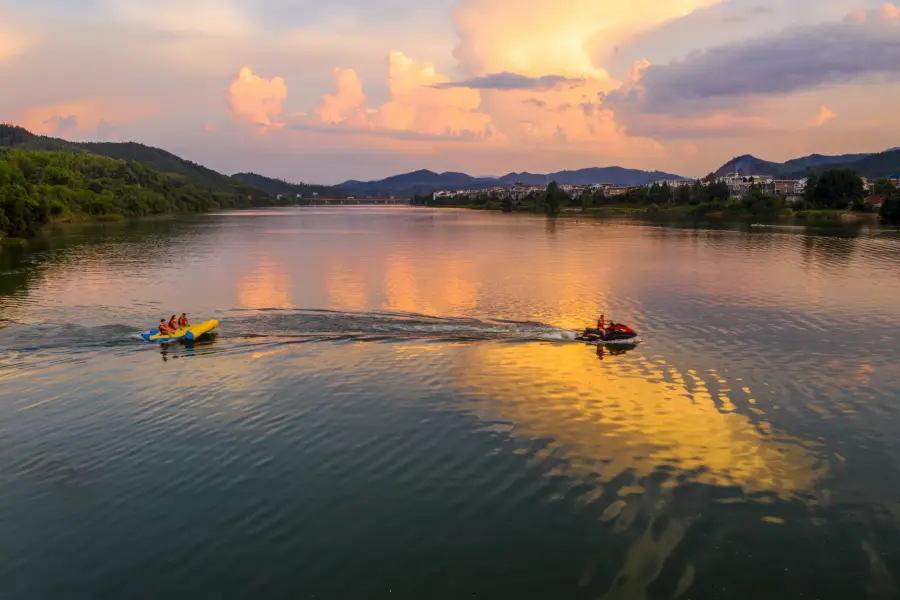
(3, 207), (900, 599)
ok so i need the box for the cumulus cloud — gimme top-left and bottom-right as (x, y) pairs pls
(313, 68), (368, 126)
(452, 0), (718, 78)
(228, 67), (288, 130)
(814, 105), (835, 126)
(433, 72), (586, 91)
(311, 51), (497, 140)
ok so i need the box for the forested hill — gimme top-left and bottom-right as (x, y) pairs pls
(0, 148), (288, 238)
(232, 172), (343, 198)
(0, 124), (261, 198)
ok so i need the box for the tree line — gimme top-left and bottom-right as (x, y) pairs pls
(412, 167), (900, 220)
(0, 149), (288, 237)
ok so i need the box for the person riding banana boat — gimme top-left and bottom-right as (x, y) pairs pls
(142, 313), (218, 343)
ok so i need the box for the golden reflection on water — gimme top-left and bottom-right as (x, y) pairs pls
(383, 254), (419, 313)
(458, 342), (826, 500)
(382, 253), (478, 315)
(324, 257), (367, 311)
(237, 256), (294, 309)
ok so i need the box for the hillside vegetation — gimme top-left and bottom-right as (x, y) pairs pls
(232, 172), (343, 198)
(0, 124), (263, 198)
(0, 148), (282, 237)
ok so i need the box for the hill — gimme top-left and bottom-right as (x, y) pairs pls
(0, 124), (264, 200)
(340, 166), (688, 197)
(232, 172), (343, 198)
(836, 150), (900, 179)
(782, 153), (870, 171)
(714, 151), (900, 178)
(0, 148), (290, 237)
(714, 154), (796, 177)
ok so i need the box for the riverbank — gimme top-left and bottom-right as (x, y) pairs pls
(421, 201), (882, 222)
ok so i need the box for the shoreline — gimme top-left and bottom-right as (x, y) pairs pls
(417, 203), (885, 223)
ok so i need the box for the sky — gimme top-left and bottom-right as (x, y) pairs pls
(1, 0), (899, 184)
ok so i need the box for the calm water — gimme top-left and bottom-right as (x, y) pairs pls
(3, 207), (900, 599)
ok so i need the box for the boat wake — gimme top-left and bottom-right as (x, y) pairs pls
(0, 309), (583, 357)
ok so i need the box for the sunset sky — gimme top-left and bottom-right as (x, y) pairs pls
(2, 0), (899, 183)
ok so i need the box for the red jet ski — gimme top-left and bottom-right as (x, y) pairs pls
(576, 321), (641, 344)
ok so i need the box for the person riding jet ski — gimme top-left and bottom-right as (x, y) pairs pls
(577, 314), (639, 342)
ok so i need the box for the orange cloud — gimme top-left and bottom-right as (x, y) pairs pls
(204, 123), (218, 133)
(814, 105), (835, 126)
(452, 0), (719, 78)
(314, 67), (368, 126)
(312, 51), (497, 139)
(881, 2), (900, 20)
(228, 67), (288, 131)
(18, 100), (149, 137)
(374, 51), (494, 137)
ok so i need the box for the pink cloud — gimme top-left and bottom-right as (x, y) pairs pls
(881, 2), (900, 20)
(310, 51), (497, 140)
(227, 67), (288, 131)
(814, 105), (835, 126)
(314, 68), (368, 126)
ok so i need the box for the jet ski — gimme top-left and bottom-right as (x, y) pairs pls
(575, 321), (641, 344)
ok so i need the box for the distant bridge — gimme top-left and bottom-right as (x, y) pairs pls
(306, 197), (408, 205)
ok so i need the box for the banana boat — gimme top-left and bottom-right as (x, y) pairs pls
(140, 319), (219, 343)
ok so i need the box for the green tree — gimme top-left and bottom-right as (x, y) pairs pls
(580, 192), (593, 211)
(502, 196), (513, 212)
(873, 178), (897, 196)
(805, 168), (818, 204)
(812, 168), (864, 209)
(881, 192), (900, 222)
(544, 181), (565, 215)
(708, 180), (731, 202)
(0, 147), (287, 237)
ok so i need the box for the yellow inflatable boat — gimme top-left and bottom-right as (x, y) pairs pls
(141, 319), (219, 343)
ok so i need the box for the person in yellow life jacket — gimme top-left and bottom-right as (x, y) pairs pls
(178, 313), (190, 328)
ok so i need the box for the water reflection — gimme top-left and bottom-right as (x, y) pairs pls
(458, 342), (826, 500)
(594, 344), (638, 360)
(237, 255), (294, 309)
(324, 257), (367, 311)
(158, 335), (219, 362)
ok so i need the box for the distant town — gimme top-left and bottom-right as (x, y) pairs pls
(431, 172), (900, 207)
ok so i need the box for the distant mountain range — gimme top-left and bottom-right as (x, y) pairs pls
(714, 149), (900, 179)
(340, 148), (900, 197)
(3, 123), (898, 200)
(339, 167), (687, 197)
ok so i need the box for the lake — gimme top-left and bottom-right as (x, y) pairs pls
(2, 207), (900, 599)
